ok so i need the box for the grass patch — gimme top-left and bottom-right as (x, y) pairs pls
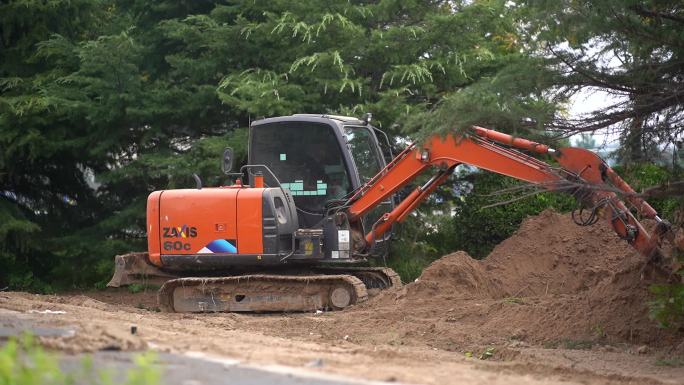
(592, 324), (606, 339)
(655, 357), (684, 367)
(381, 255), (431, 283)
(464, 347), (496, 360)
(127, 284), (145, 294)
(503, 297), (525, 305)
(542, 339), (596, 350)
(127, 283), (160, 294)
(562, 339), (595, 350)
(0, 333), (161, 385)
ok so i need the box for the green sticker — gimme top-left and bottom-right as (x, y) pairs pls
(280, 153), (287, 161)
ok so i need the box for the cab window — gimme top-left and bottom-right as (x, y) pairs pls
(250, 122), (351, 213)
(344, 126), (382, 182)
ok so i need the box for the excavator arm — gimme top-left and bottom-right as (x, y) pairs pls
(344, 127), (671, 262)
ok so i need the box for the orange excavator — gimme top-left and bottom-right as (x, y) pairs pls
(108, 114), (671, 312)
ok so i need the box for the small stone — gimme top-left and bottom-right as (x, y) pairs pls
(676, 340), (684, 354)
(637, 345), (649, 354)
(305, 358), (324, 367)
(511, 328), (527, 340)
(343, 335), (350, 341)
(509, 340), (529, 348)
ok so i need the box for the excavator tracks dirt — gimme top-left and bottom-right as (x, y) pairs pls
(157, 267), (402, 313)
(158, 274), (370, 313)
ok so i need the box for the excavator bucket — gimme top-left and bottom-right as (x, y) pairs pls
(107, 252), (178, 287)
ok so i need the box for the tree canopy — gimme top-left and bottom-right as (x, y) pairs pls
(519, 0), (684, 163)
(0, 0), (682, 290)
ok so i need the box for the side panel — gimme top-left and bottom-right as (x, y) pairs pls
(158, 188), (239, 257)
(146, 191), (163, 266)
(236, 188), (264, 254)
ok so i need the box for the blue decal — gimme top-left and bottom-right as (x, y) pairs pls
(206, 239), (237, 253)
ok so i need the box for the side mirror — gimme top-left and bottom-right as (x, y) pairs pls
(221, 147), (234, 174)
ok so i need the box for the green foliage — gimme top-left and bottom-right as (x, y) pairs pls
(515, 0), (684, 163)
(504, 297), (525, 305)
(0, 333), (160, 385)
(649, 280), (684, 330)
(0, 334), (64, 385)
(125, 351), (161, 385)
(478, 346), (496, 360)
(649, 268), (684, 332)
(2, 0), (558, 289)
(561, 339), (596, 350)
(387, 216), (440, 282)
(127, 283), (144, 294)
(655, 357), (684, 367)
(407, 57), (560, 142)
(610, 164), (684, 329)
(542, 339), (596, 350)
(612, 163), (682, 223)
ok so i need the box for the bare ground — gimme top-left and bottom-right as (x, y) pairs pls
(1, 290), (683, 385)
(2, 211), (683, 384)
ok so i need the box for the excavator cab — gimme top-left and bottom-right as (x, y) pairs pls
(248, 114), (393, 252)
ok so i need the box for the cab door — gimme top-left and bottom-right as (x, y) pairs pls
(343, 125), (394, 256)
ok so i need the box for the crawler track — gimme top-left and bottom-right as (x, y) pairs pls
(312, 266), (402, 296)
(158, 274), (369, 312)
(157, 267), (402, 313)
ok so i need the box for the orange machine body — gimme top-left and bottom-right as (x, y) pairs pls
(146, 187), (264, 268)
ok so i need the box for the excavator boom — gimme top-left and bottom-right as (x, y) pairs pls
(344, 127), (670, 262)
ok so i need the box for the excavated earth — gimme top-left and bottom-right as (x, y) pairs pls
(2, 210), (684, 384)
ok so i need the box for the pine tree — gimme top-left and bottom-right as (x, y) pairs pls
(517, 0), (684, 164)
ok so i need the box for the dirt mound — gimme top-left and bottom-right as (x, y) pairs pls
(325, 210), (678, 350)
(408, 251), (505, 299)
(483, 209), (645, 297)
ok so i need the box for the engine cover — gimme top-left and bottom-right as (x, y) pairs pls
(146, 186), (299, 270)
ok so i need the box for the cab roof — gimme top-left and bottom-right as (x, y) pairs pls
(252, 114), (366, 127)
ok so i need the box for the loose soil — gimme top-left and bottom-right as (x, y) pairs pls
(2, 210), (683, 384)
